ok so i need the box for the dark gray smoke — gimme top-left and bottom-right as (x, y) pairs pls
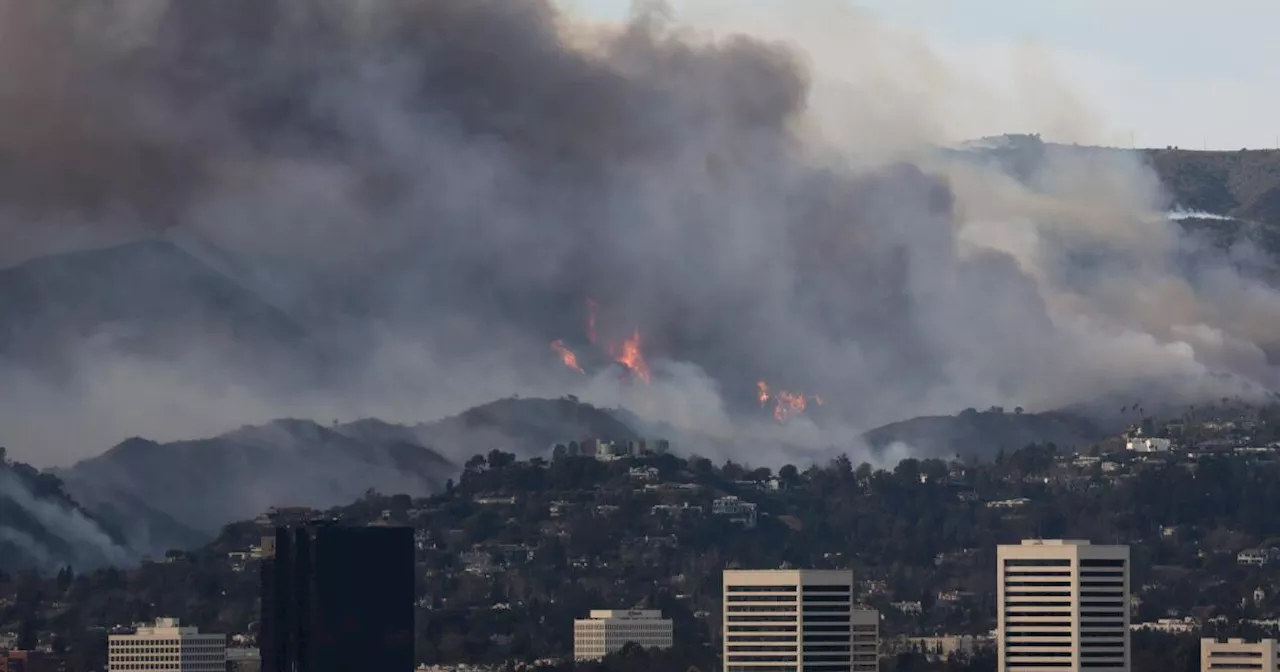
(1, 0), (1278, 467)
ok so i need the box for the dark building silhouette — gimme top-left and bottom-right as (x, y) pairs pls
(260, 524), (414, 672)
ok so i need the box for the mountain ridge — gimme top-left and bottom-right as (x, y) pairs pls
(52, 397), (640, 560)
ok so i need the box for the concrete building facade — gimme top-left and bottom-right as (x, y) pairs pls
(107, 618), (226, 672)
(722, 568), (879, 672)
(573, 609), (674, 661)
(997, 539), (1130, 672)
(1201, 638), (1280, 672)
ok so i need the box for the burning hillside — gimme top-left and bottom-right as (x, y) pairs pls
(0, 0), (1278, 465)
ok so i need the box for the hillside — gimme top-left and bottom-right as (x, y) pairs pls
(956, 135), (1280, 258)
(404, 396), (642, 464)
(56, 421), (456, 556)
(12, 421), (1280, 670)
(861, 407), (1109, 460)
(0, 448), (133, 571)
(1146, 147), (1280, 226)
(52, 397), (637, 559)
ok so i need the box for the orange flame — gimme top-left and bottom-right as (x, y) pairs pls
(773, 391), (808, 422)
(757, 381), (822, 422)
(550, 340), (584, 374)
(612, 330), (651, 383)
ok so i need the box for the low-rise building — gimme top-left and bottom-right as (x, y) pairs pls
(1201, 638), (1280, 672)
(226, 647), (261, 672)
(108, 617), (226, 672)
(985, 497), (1030, 509)
(906, 634), (994, 661)
(1238, 549), (1274, 566)
(1127, 437), (1173, 452)
(1132, 617), (1198, 634)
(573, 609), (673, 661)
(0, 650), (63, 672)
(712, 496), (758, 528)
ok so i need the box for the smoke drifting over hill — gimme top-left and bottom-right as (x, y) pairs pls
(1, 0), (1278, 467)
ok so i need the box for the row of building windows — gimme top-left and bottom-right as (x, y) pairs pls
(1003, 559), (1126, 568)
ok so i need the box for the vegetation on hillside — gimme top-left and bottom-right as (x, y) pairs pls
(6, 402), (1280, 669)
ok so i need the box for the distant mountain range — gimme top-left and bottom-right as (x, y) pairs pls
(0, 391), (1124, 572)
(3, 136), (1279, 571)
(48, 396), (637, 560)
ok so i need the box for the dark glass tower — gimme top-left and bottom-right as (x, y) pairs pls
(260, 524), (415, 672)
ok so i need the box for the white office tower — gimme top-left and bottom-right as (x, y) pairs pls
(108, 617), (226, 672)
(997, 540), (1130, 672)
(573, 609), (674, 661)
(1201, 638), (1280, 672)
(723, 569), (879, 672)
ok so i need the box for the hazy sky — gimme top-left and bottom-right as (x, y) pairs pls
(570, 0), (1279, 150)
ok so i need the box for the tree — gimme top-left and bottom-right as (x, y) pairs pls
(487, 450), (516, 470)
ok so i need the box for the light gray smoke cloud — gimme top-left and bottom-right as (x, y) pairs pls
(0, 0), (1277, 469)
(0, 468), (134, 568)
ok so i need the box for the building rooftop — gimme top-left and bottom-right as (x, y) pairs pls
(1020, 539), (1092, 546)
(112, 617), (222, 638)
(586, 609), (666, 620)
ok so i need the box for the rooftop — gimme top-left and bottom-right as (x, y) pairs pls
(586, 609), (666, 620)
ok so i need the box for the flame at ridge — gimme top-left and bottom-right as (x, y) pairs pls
(550, 339), (584, 373)
(612, 329), (651, 384)
(757, 380), (821, 422)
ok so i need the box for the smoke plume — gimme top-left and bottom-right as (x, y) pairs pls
(0, 0), (1277, 468)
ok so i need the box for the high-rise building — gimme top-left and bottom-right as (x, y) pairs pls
(1201, 638), (1280, 672)
(259, 524), (415, 672)
(997, 539), (1130, 672)
(722, 569), (879, 672)
(107, 618), (226, 672)
(573, 609), (674, 661)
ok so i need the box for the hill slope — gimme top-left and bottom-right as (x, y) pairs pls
(400, 396), (642, 464)
(57, 421), (456, 556)
(0, 449), (133, 571)
(53, 397), (636, 559)
(862, 407), (1109, 460)
(954, 135), (1280, 257)
(1146, 147), (1280, 226)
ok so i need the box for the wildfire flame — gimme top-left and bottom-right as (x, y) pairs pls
(551, 300), (651, 383)
(773, 390), (808, 422)
(550, 339), (584, 373)
(757, 380), (821, 422)
(612, 330), (651, 384)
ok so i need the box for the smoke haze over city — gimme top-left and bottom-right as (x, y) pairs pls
(0, 0), (1278, 468)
